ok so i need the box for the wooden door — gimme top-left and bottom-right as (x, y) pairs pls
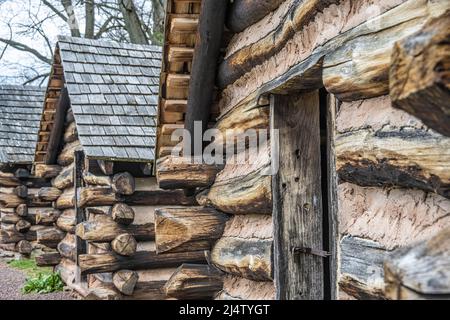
(271, 90), (337, 300)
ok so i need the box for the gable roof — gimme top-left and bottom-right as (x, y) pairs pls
(57, 36), (162, 162)
(0, 85), (44, 164)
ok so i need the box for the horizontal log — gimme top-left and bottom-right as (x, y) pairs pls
(211, 237), (273, 281)
(155, 207), (229, 253)
(200, 146), (272, 214)
(36, 227), (66, 249)
(390, 11), (450, 136)
(217, 274), (276, 300)
(79, 250), (206, 274)
(56, 209), (76, 233)
(226, 0), (285, 33)
(35, 252), (62, 267)
(0, 192), (24, 208)
(16, 220), (31, 233)
(16, 240), (32, 255)
(36, 208), (61, 225)
(122, 190), (197, 206)
(1, 213), (20, 224)
(78, 187), (119, 208)
(83, 172), (111, 186)
(0, 171), (20, 187)
(34, 164), (62, 179)
(384, 227), (450, 299)
(55, 188), (75, 209)
(338, 182), (450, 250)
(164, 264), (223, 300)
(52, 164), (74, 189)
(336, 128), (450, 199)
(64, 121), (78, 143)
(156, 156), (223, 189)
(37, 187), (62, 201)
(111, 203), (134, 225)
(57, 233), (76, 261)
(111, 233), (137, 256)
(0, 229), (25, 243)
(0, 243), (16, 251)
(113, 270), (138, 296)
(57, 140), (81, 166)
(339, 236), (389, 300)
(76, 214), (154, 242)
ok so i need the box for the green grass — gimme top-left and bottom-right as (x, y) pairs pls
(8, 258), (64, 294)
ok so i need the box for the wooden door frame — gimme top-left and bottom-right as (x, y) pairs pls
(270, 91), (338, 300)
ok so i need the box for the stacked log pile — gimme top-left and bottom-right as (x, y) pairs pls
(0, 169), (55, 256)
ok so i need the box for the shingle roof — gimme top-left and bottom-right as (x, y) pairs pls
(58, 36), (162, 162)
(0, 85), (44, 164)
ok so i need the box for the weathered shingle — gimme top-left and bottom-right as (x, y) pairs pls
(57, 36), (161, 162)
(0, 85), (44, 164)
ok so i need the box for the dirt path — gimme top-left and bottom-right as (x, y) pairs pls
(0, 260), (74, 300)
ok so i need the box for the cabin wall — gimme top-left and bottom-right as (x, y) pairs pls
(201, 0), (449, 300)
(0, 167), (55, 257)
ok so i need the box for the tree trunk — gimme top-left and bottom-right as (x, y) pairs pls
(84, 0), (95, 39)
(118, 0), (149, 44)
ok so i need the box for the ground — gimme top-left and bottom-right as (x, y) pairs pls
(0, 255), (74, 300)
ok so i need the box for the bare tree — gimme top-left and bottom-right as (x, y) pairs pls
(0, 0), (165, 85)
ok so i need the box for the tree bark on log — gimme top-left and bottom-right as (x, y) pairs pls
(35, 252), (62, 266)
(55, 188), (75, 209)
(113, 270), (139, 296)
(111, 203), (135, 225)
(57, 140), (81, 166)
(34, 164), (62, 179)
(384, 227), (450, 300)
(156, 156), (223, 190)
(36, 209), (61, 225)
(390, 11), (450, 136)
(0, 192), (24, 208)
(1, 214), (20, 224)
(57, 233), (76, 261)
(0, 229), (25, 243)
(155, 207), (229, 253)
(111, 233), (137, 256)
(79, 250), (206, 274)
(36, 227), (66, 249)
(226, 0), (285, 33)
(37, 187), (62, 201)
(56, 209), (76, 233)
(122, 190), (197, 206)
(164, 264), (223, 300)
(76, 215), (154, 242)
(211, 237), (273, 281)
(52, 164), (74, 189)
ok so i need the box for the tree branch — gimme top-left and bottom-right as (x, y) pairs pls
(0, 37), (52, 64)
(42, 0), (68, 22)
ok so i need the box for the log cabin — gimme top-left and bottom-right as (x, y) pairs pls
(0, 85), (58, 257)
(155, 0), (450, 300)
(30, 36), (205, 299)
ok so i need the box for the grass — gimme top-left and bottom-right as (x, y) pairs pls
(7, 258), (64, 294)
